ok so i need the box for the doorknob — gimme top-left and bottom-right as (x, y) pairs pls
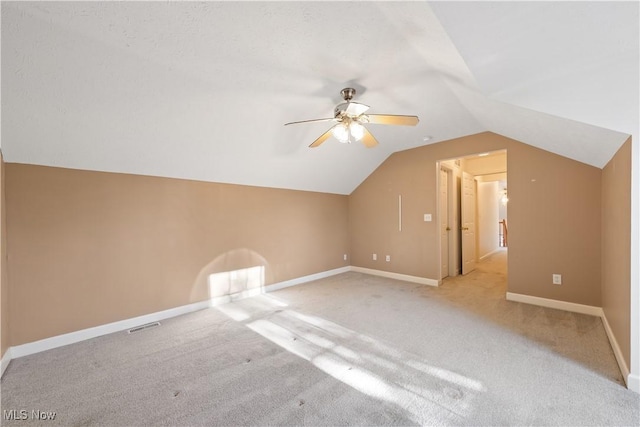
(461, 227), (469, 231)
(446, 227), (451, 231)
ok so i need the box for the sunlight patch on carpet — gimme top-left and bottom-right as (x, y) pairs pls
(218, 294), (486, 425)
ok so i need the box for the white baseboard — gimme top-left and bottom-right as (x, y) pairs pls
(1, 348), (12, 377)
(7, 266), (350, 363)
(506, 292), (638, 392)
(505, 292), (603, 317)
(264, 266), (351, 292)
(11, 299), (212, 359)
(479, 248), (503, 261)
(628, 373), (640, 394)
(350, 266), (439, 286)
(6, 268), (638, 395)
(601, 312), (630, 386)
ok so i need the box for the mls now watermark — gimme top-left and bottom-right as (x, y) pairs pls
(4, 409), (57, 421)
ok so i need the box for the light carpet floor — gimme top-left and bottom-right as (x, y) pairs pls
(2, 250), (639, 426)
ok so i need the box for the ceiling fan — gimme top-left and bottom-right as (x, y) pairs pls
(284, 88), (419, 148)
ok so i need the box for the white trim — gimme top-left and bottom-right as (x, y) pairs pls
(507, 291), (638, 391)
(479, 248), (504, 261)
(8, 267), (350, 360)
(350, 266), (439, 286)
(398, 195), (402, 232)
(7, 265), (636, 394)
(11, 300), (212, 359)
(1, 348), (12, 378)
(629, 373), (640, 394)
(264, 266), (350, 292)
(505, 292), (603, 317)
(601, 312), (630, 386)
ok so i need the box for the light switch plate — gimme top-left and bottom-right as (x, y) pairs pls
(424, 214), (432, 222)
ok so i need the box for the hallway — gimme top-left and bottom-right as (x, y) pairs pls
(440, 248), (508, 305)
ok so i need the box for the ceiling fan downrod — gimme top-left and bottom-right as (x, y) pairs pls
(340, 87), (356, 102)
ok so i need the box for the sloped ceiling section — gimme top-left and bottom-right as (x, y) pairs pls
(1, 2), (637, 195)
(430, 1), (638, 168)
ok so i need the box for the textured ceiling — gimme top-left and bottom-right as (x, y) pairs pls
(1, 1), (637, 195)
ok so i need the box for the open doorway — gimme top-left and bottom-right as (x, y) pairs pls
(437, 150), (507, 281)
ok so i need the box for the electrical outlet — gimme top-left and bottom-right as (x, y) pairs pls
(343, 254), (347, 261)
(552, 274), (562, 285)
(386, 255), (391, 262)
(372, 254), (377, 261)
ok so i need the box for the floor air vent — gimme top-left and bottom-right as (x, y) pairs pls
(127, 322), (161, 334)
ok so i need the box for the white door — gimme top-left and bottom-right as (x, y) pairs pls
(440, 168), (449, 279)
(461, 171), (476, 275)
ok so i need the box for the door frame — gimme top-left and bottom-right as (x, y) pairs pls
(438, 166), (455, 279)
(437, 163), (459, 280)
(436, 150), (508, 282)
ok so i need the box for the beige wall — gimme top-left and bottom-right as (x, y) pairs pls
(349, 132), (603, 306)
(601, 137), (632, 368)
(3, 132), (627, 350)
(6, 164), (349, 345)
(1, 153), (8, 357)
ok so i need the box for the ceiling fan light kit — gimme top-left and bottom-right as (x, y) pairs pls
(285, 88), (419, 148)
(332, 118), (365, 143)
(332, 122), (350, 143)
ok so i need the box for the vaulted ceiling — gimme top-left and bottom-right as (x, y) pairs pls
(2, 2), (638, 195)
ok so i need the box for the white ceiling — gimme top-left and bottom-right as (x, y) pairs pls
(1, 1), (637, 195)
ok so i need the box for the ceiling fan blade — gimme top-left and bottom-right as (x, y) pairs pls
(309, 126), (336, 148)
(361, 128), (379, 148)
(366, 114), (419, 126)
(344, 102), (370, 116)
(284, 117), (335, 126)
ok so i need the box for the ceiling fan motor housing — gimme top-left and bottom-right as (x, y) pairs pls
(334, 104), (348, 118)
